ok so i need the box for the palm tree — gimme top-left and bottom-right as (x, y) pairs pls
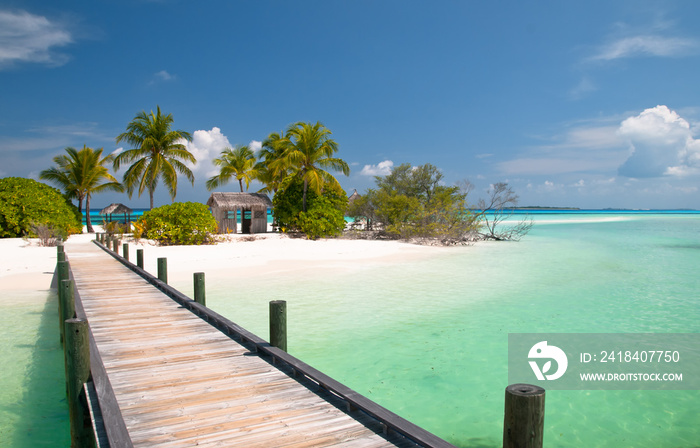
(40, 145), (124, 233)
(205, 145), (258, 192)
(114, 106), (194, 209)
(256, 130), (292, 194)
(280, 121), (350, 211)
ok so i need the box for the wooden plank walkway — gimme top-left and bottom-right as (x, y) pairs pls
(65, 241), (429, 448)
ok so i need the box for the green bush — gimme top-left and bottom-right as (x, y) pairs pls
(135, 202), (217, 245)
(0, 177), (82, 238)
(272, 176), (347, 239)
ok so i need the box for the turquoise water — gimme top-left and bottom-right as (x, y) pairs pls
(0, 290), (70, 447)
(172, 213), (700, 448)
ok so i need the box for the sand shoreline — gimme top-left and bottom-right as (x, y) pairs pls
(0, 229), (450, 291)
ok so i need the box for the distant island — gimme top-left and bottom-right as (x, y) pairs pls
(515, 206), (581, 210)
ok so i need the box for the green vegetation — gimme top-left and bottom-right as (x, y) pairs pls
(277, 121), (349, 212)
(262, 121), (350, 239)
(348, 163), (478, 243)
(208, 121), (351, 240)
(206, 145), (258, 192)
(257, 130), (291, 195)
(272, 176), (348, 240)
(39, 145), (123, 233)
(114, 106), (195, 209)
(134, 202), (217, 245)
(0, 177), (82, 239)
(348, 165), (532, 243)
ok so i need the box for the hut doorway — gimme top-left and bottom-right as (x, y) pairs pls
(242, 210), (252, 234)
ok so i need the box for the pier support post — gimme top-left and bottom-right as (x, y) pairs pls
(64, 317), (95, 448)
(57, 243), (65, 262)
(157, 257), (168, 284)
(137, 249), (144, 269)
(194, 272), (206, 306)
(59, 279), (75, 345)
(112, 238), (119, 254)
(57, 260), (70, 343)
(503, 384), (545, 448)
(269, 300), (287, 352)
(122, 243), (129, 261)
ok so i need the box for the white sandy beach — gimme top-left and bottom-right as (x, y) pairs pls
(0, 228), (447, 292)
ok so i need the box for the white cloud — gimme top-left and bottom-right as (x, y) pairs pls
(249, 140), (262, 153)
(182, 127), (232, 177)
(590, 35), (698, 61)
(498, 116), (630, 176)
(0, 10), (72, 68)
(498, 156), (620, 176)
(155, 70), (174, 81)
(149, 70), (177, 85)
(360, 160), (393, 176)
(617, 105), (700, 178)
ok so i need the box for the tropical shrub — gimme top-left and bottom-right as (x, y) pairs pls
(28, 223), (63, 247)
(347, 163), (480, 244)
(273, 176), (347, 239)
(0, 177), (82, 239)
(102, 220), (130, 237)
(135, 202), (217, 245)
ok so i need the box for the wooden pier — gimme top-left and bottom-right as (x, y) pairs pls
(62, 240), (457, 448)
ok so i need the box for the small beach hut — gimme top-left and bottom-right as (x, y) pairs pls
(347, 189), (361, 206)
(207, 192), (272, 234)
(100, 203), (133, 225)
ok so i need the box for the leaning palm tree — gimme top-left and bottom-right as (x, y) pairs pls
(256, 130), (292, 194)
(114, 106), (194, 209)
(205, 145), (258, 192)
(280, 121), (350, 211)
(40, 145), (124, 233)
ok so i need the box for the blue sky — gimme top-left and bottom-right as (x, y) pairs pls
(2, 0), (700, 209)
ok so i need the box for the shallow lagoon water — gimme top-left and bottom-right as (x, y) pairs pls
(175, 214), (700, 448)
(0, 289), (69, 447)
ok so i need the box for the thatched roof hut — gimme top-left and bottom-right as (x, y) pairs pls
(100, 203), (134, 224)
(348, 189), (361, 205)
(207, 192), (272, 234)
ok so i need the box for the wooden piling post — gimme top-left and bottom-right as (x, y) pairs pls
(57, 260), (69, 344)
(122, 243), (129, 261)
(59, 279), (75, 345)
(503, 384), (545, 448)
(137, 249), (144, 269)
(157, 257), (168, 284)
(112, 238), (119, 254)
(64, 317), (95, 448)
(194, 272), (206, 306)
(269, 300), (287, 352)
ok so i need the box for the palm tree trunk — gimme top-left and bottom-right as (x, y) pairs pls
(149, 188), (155, 210)
(302, 178), (308, 212)
(239, 179), (244, 192)
(85, 194), (94, 233)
